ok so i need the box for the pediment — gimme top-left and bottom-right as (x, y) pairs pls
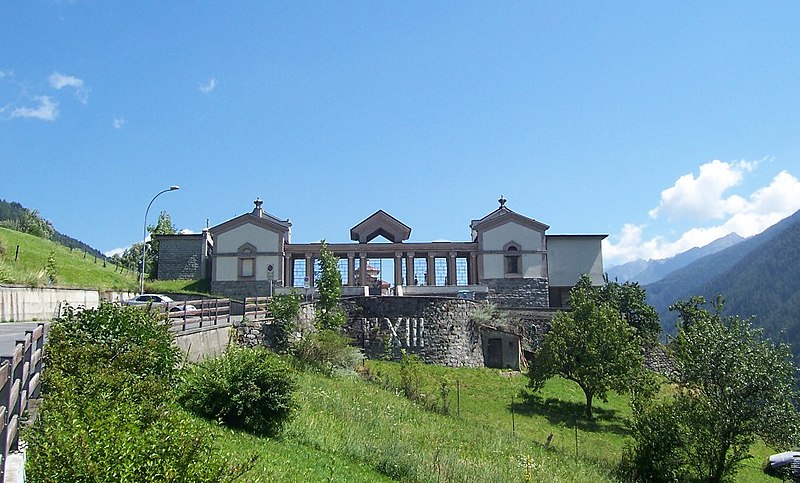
(471, 208), (549, 234)
(210, 212), (290, 238)
(350, 210), (411, 243)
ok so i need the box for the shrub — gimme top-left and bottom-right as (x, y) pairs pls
(45, 250), (57, 284)
(27, 395), (232, 482)
(178, 346), (297, 436)
(293, 329), (362, 376)
(621, 397), (688, 482)
(267, 291), (302, 352)
(399, 351), (424, 401)
(26, 303), (239, 482)
(0, 260), (10, 284)
(46, 303), (180, 384)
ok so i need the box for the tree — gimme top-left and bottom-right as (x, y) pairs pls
(45, 250), (58, 284)
(598, 277), (661, 342)
(628, 296), (799, 482)
(528, 276), (643, 418)
(314, 241), (346, 330)
(267, 291), (302, 352)
(147, 210), (176, 278)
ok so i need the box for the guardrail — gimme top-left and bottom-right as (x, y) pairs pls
(0, 323), (45, 481)
(243, 296), (273, 321)
(167, 298), (231, 332)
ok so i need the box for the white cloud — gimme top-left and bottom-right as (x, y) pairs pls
(10, 96), (59, 121)
(648, 160), (755, 221)
(49, 71), (89, 104)
(104, 247), (128, 258)
(113, 117), (126, 129)
(605, 166), (800, 266)
(179, 228), (196, 234)
(198, 78), (217, 93)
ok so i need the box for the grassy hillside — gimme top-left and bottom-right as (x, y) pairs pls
(202, 362), (775, 482)
(0, 227), (138, 291)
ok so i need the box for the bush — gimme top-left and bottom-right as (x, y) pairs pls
(178, 346), (297, 436)
(267, 292), (302, 352)
(27, 303), (238, 482)
(293, 329), (362, 376)
(27, 395), (232, 482)
(45, 303), (180, 384)
(622, 397), (688, 482)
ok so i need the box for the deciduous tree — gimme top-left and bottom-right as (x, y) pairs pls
(528, 275), (643, 418)
(314, 241), (346, 330)
(628, 296), (799, 482)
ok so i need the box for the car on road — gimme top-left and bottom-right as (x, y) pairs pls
(123, 294), (197, 314)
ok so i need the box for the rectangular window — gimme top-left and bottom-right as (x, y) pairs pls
(505, 255), (520, 275)
(239, 258), (255, 279)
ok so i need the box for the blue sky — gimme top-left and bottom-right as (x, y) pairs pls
(3, 1), (800, 267)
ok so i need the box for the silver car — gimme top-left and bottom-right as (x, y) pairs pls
(123, 294), (197, 313)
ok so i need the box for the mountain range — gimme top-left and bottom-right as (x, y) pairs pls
(607, 232), (745, 285)
(638, 210), (800, 358)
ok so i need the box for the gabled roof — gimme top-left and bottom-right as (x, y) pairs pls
(470, 196), (549, 233)
(350, 210), (412, 243)
(210, 198), (291, 237)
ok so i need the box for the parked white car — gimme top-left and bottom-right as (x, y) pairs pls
(123, 294), (197, 314)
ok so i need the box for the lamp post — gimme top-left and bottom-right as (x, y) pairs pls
(140, 185), (180, 294)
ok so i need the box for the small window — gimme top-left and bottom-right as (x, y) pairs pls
(237, 244), (257, 279)
(241, 258), (254, 277)
(504, 244), (521, 275)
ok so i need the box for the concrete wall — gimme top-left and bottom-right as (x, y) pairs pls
(174, 325), (231, 362)
(0, 285), (135, 322)
(481, 221), (546, 279)
(482, 221), (544, 251)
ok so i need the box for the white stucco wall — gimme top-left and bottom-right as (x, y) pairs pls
(481, 222), (543, 251)
(480, 221), (546, 279)
(546, 236), (605, 287)
(213, 223), (283, 282)
(215, 224), (281, 253)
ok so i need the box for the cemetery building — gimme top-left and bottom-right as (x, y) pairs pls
(156, 196), (606, 309)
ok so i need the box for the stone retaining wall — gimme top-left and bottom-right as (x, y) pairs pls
(485, 278), (549, 309)
(342, 297), (485, 367)
(210, 280), (276, 299)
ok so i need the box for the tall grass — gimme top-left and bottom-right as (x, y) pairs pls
(203, 360), (777, 482)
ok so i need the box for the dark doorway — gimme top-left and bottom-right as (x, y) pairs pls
(486, 338), (503, 368)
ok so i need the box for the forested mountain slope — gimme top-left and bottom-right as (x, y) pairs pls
(608, 233), (744, 284)
(0, 199), (106, 258)
(646, 210), (800, 357)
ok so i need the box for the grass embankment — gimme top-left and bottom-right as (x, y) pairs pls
(0, 227), (137, 291)
(204, 362), (776, 482)
(0, 228), (212, 295)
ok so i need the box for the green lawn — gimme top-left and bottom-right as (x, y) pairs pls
(202, 361), (778, 482)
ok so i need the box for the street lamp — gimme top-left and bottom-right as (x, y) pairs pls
(140, 185), (180, 294)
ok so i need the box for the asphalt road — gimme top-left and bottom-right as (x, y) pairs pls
(0, 322), (47, 356)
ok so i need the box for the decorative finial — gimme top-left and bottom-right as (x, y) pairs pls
(254, 197), (263, 209)
(498, 195), (507, 208)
